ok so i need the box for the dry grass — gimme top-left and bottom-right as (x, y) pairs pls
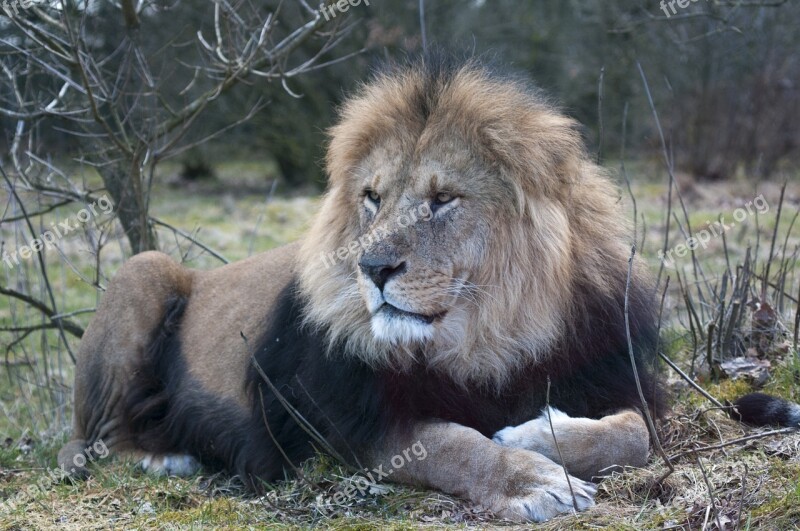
(1, 165), (799, 530)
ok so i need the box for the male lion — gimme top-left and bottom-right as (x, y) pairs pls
(60, 54), (695, 522)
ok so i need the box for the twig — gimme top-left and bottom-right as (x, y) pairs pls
(0, 286), (85, 339)
(706, 321), (718, 381)
(257, 388), (321, 492)
(596, 66), (604, 165)
(50, 308), (95, 320)
(736, 464), (748, 531)
(696, 456), (723, 531)
(1, 199), (74, 223)
(0, 324), (61, 333)
(150, 217), (229, 264)
(658, 351), (725, 409)
(620, 102), (638, 246)
(546, 376), (577, 513)
(623, 245), (674, 481)
(753, 273), (799, 304)
(245, 332), (351, 470)
(292, 376), (364, 470)
(1, 165), (83, 357)
(654, 276), (670, 410)
(668, 427), (795, 462)
(419, 0), (427, 50)
(762, 182), (786, 299)
(638, 62), (673, 292)
(794, 282), (799, 354)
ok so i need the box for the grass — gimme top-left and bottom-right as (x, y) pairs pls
(1, 162), (799, 529)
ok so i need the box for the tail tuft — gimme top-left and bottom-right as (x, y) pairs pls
(731, 392), (800, 428)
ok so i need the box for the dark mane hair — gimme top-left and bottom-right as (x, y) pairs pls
(241, 268), (663, 479)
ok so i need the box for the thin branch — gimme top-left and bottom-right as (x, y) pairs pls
(419, 0), (427, 50)
(623, 245), (674, 481)
(0, 286), (84, 339)
(150, 217), (229, 264)
(246, 333), (351, 469)
(762, 182), (786, 298)
(658, 351), (725, 409)
(638, 62), (673, 292)
(668, 427), (795, 462)
(1, 165), (82, 357)
(696, 456), (723, 531)
(546, 376), (577, 513)
(1, 200), (74, 223)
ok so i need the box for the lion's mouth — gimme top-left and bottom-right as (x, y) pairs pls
(378, 303), (444, 325)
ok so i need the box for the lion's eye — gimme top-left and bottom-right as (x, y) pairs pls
(364, 190), (381, 210)
(430, 192), (458, 216)
(434, 192), (454, 205)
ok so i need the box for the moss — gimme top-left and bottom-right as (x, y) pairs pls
(763, 354), (800, 402)
(682, 376), (753, 409)
(750, 490), (800, 520)
(156, 498), (250, 526)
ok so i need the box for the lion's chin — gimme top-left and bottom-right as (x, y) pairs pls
(370, 304), (437, 345)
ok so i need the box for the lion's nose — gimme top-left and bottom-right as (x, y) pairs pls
(359, 257), (406, 291)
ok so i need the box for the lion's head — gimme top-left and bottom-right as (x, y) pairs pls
(298, 54), (639, 387)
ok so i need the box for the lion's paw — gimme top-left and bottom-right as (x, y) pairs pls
(492, 406), (568, 449)
(138, 454), (200, 477)
(491, 472), (597, 522)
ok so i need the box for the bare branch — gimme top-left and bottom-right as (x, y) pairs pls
(0, 286), (85, 339)
(150, 217), (229, 265)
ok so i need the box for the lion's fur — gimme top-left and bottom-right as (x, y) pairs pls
(298, 55), (646, 386)
(59, 52), (666, 521)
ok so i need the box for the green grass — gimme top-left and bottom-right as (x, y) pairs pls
(1, 163), (799, 529)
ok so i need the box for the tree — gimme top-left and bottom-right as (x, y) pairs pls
(1, 0), (355, 252)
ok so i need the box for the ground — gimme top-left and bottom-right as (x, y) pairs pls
(1, 161), (799, 530)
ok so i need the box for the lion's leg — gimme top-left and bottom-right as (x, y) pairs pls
(492, 408), (649, 480)
(58, 251), (192, 477)
(368, 420), (596, 523)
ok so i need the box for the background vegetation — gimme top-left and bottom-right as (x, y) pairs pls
(1, 0), (799, 529)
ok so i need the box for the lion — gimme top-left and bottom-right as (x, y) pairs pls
(56, 53), (788, 523)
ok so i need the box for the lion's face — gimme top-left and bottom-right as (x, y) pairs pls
(352, 136), (507, 346)
(298, 58), (632, 386)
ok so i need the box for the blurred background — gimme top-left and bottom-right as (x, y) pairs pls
(3, 0), (799, 199)
(1, 1), (799, 528)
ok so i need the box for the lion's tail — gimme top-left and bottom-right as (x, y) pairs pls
(731, 392), (800, 428)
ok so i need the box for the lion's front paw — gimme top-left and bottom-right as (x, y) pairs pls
(492, 406), (568, 449)
(492, 472), (596, 522)
(481, 449), (597, 522)
(494, 476), (596, 522)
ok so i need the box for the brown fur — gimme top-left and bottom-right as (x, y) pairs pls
(60, 56), (654, 522)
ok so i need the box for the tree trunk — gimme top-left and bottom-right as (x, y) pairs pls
(100, 156), (157, 254)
